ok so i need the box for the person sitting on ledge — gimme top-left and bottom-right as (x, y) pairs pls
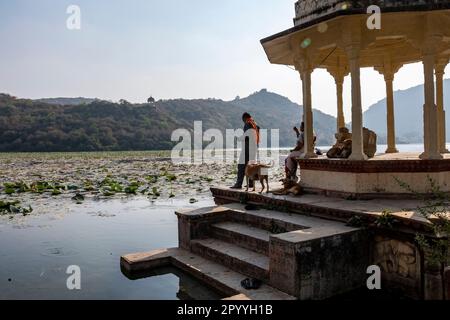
(285, 122), (316, 182)
(327, 127), (352, 159)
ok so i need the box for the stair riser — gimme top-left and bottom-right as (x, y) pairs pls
(230, 213), (306, 234)
(210, 226), (269, 255)
(191, 242), (269, 281)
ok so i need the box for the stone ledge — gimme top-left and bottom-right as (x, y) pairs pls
(271, 226), (361, 245)
(297, 158), (450, 173)
(175, 206), (232, 220)
(120, 248), (171, 273)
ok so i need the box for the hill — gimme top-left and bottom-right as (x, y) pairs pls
(363, 80), (450, 143)
(0, 90), (336, 152)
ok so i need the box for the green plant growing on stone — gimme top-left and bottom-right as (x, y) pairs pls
(397, 176), (450, 267)
(375, 210), (398, 229)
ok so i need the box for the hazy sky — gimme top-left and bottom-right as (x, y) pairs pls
(0, 0), (448, 118)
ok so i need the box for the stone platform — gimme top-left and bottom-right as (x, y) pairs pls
(121, 181), (450, 300)
(122, 203), (367, 300)
(297, 153), (450, 199)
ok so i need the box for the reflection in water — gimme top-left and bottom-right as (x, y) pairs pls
(122, 266), (225, 300)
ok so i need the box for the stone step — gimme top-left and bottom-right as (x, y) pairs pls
(224, 203), (342, 232)
(121, 248), (295, 300)
(191, 238), (270, 281)
(210, 222), (271, 255)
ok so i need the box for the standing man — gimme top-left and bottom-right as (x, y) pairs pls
(231, 113), (260, 189)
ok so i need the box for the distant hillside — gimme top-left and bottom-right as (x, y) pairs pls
(363, 80), (450, 143)
(5, 80), (448, 152)
(0, 90), (336, 152)
(233, 89), (336, 148)
(36, 97), (99, 105)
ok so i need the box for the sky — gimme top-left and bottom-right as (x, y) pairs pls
(0, 0), (448, 119)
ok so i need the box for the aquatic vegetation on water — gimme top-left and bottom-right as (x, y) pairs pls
(150, 186), (161, 198)
(0, 151), (284, 213)
(164, 172), (177, 182)
(0, 200), (32, 216)
(4, 181), (30, 194)
(146, 175), (158, 184)
(71, 193), (85, 203)
(124, 181), (141, 194)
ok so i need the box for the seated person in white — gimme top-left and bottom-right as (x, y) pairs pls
(285, 122), (316, 181)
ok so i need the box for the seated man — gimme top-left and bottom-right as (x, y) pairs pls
(327, 127), (352, 159)
(285, 122), (316, 181)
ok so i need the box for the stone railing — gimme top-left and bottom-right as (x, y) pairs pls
(294, 0), (450, 26)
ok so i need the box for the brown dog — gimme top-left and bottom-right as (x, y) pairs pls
(272, 178), (303, 196)
(245, 162), (273, 193)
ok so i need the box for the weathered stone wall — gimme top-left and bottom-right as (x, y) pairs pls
(371, 234), (422, 298)
(270, 229), (369, 299)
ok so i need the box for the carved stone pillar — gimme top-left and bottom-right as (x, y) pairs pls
(295, 57), (317, 158)
(346, 45), (367, 160)
(328, 66), (348, 133)
(420, 52), (443, 160)
(435, 59), (449, 153)
(376, 60), (401, 154)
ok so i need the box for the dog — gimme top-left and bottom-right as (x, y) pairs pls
(245, 162), (273, 193)
(271, 178), (303, 196)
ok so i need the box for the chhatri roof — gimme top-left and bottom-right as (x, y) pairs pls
(262, 0), (450, 44)
(261, 0), (450, 70)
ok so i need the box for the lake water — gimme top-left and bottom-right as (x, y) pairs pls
(0, 196), (220, 300)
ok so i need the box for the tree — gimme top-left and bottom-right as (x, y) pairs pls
(147, 96), (156, 104)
